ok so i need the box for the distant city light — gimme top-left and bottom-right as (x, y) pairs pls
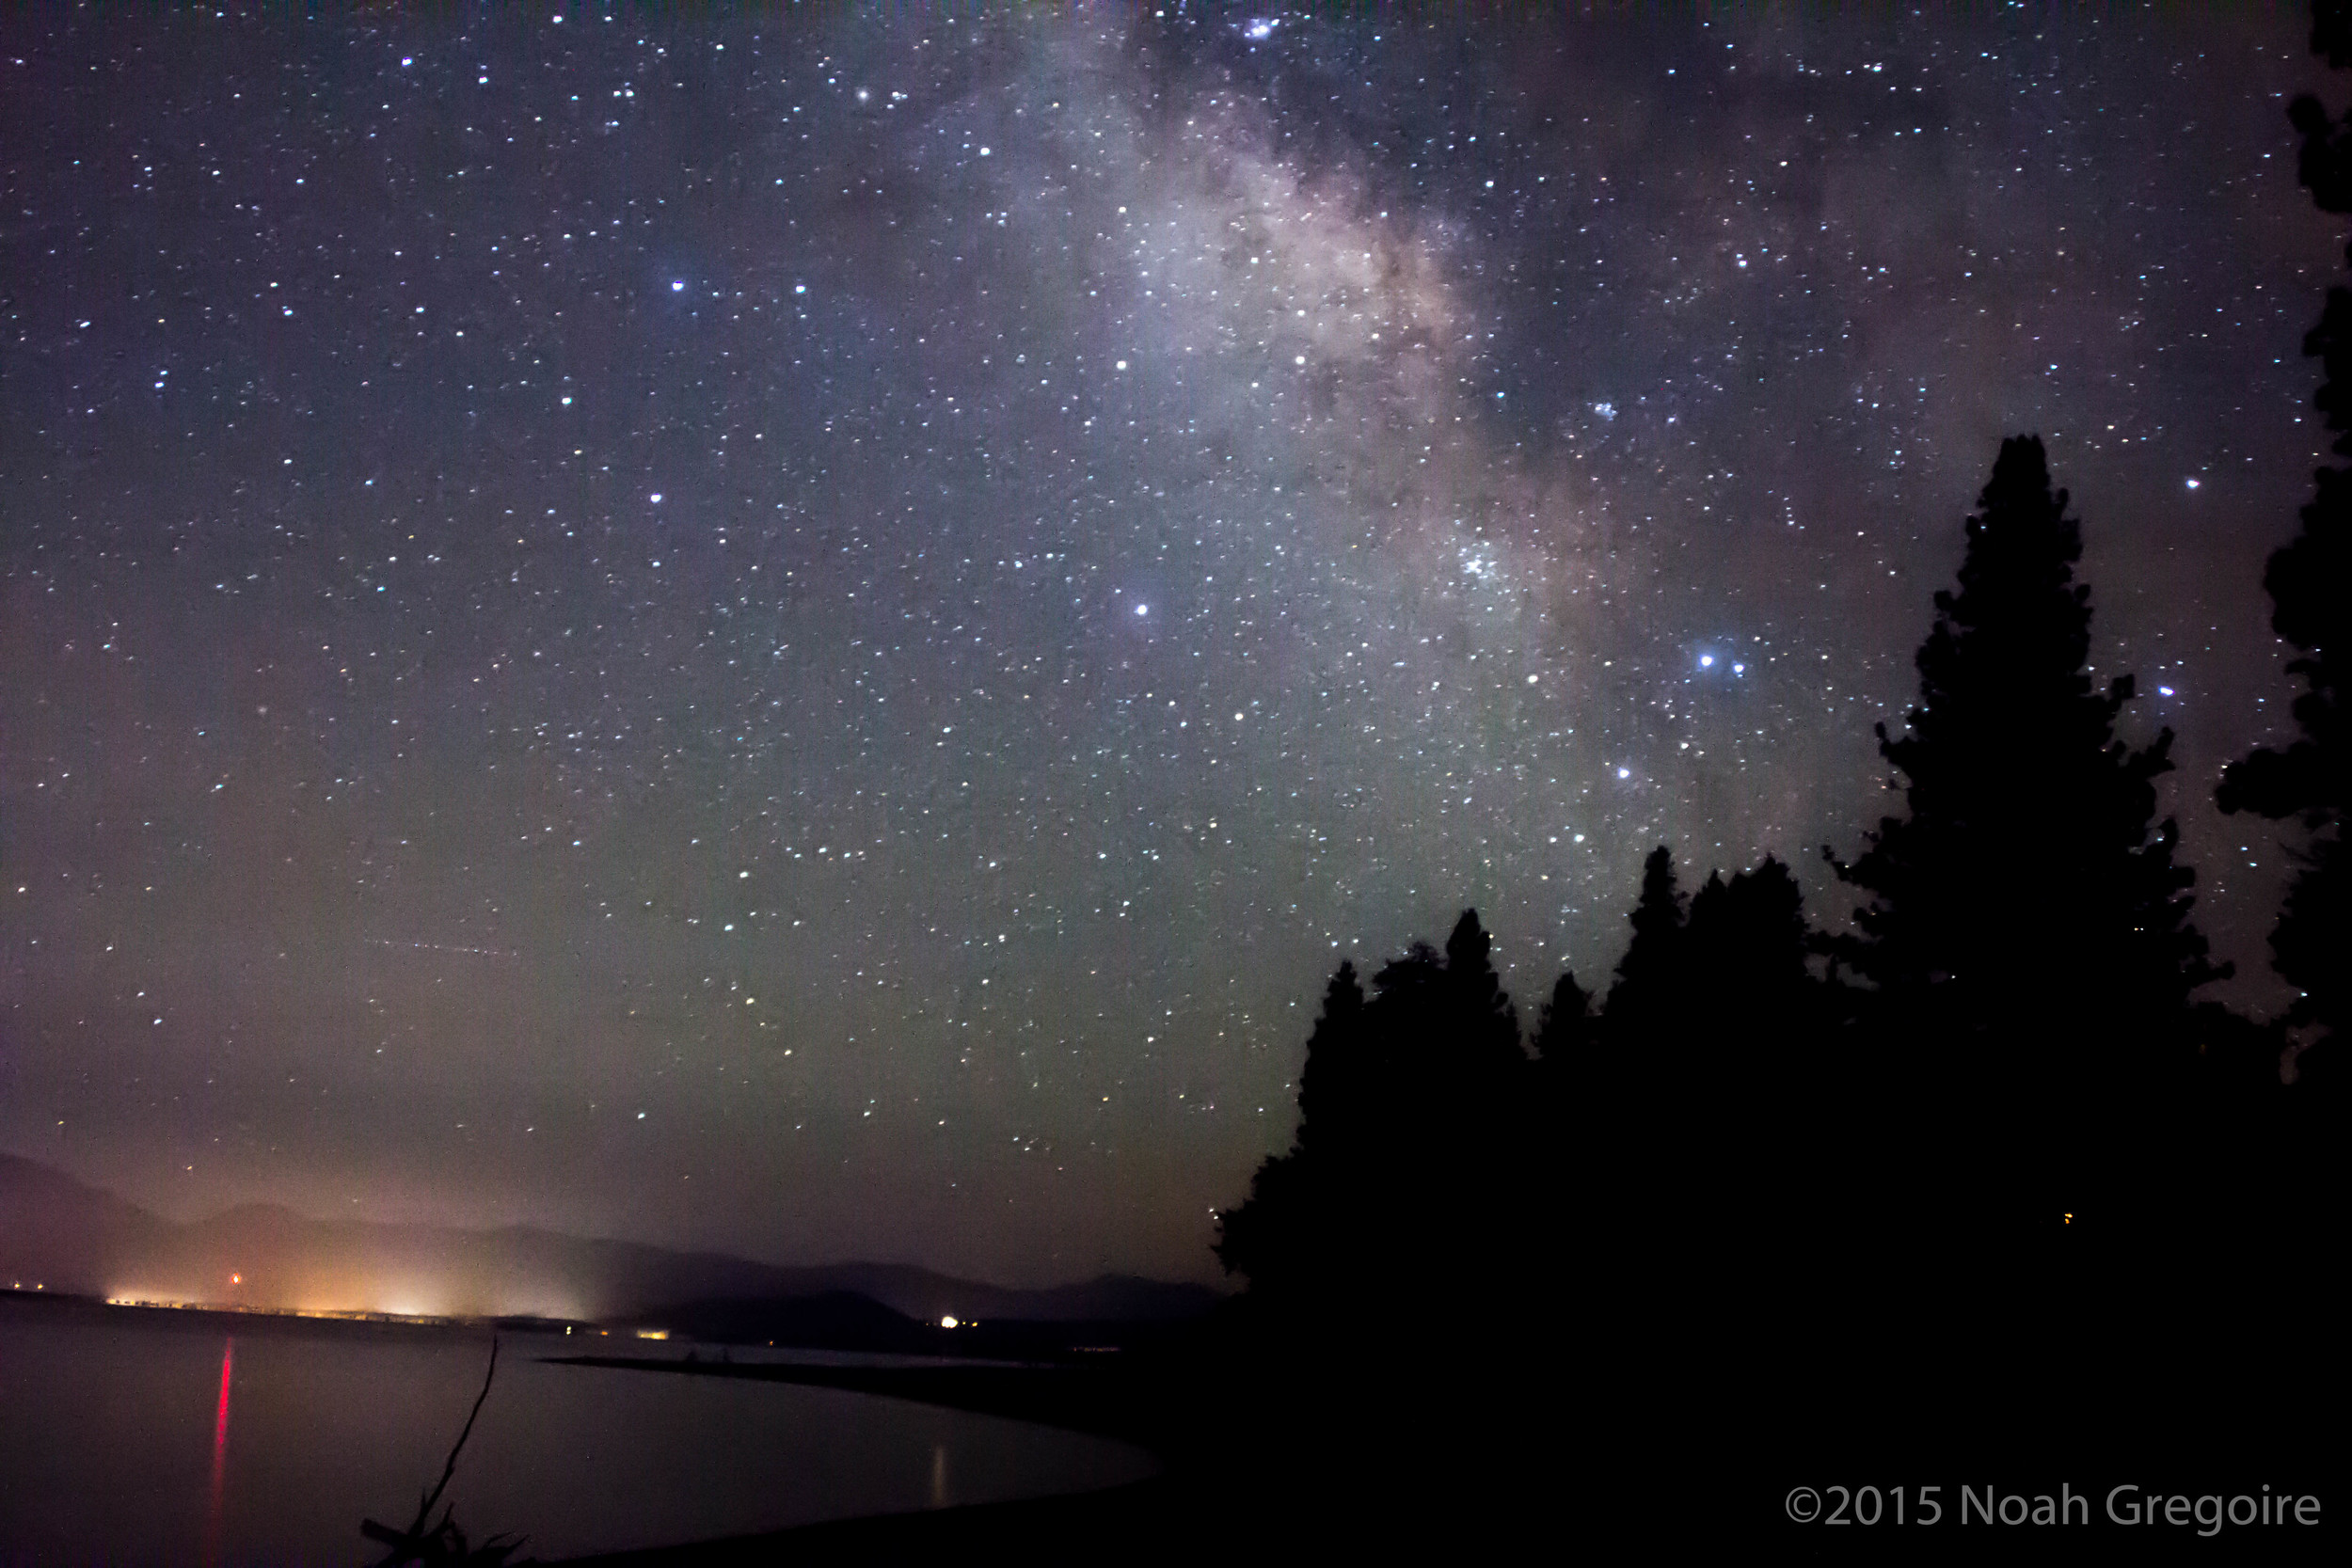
(940, 1314), (960, 1328)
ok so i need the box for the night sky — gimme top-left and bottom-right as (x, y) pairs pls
(2, 7), (2334, 1287)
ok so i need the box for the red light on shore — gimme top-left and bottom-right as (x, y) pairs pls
(230, 1273), (243, 1286)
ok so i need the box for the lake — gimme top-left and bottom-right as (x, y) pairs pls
(0, 1300), (1156, 1564)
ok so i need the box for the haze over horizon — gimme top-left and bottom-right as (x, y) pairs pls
(1, 7), (2329, 1288)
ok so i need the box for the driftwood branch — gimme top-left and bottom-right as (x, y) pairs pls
(364, 1337), (505, 1567)
(420, 1337), (500, 1528)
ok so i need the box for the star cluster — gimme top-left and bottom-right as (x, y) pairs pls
(0, 8), (2328, 1283)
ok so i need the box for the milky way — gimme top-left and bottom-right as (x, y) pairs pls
(1, 8), (2333, 1283)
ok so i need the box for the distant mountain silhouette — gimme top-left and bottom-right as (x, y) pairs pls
(0, 1153), (1220, 1324)
(0, 1153), (173, 1291)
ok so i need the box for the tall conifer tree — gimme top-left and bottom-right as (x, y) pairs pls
(1532, 973), (1597, 1065)
(1216, 961), (1365, 1302)
(1605, 846), (1688, 1041)
(2217, 3), (2352, 1097)
(1831, 437), (2226, 1243)
(1218, 915), (1535, 1313)
(1441, 910), (1526, 1080)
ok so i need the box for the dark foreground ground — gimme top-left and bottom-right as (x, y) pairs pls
(545, 1346), (1558, 1564)
(548, 1291), (2344, 1565)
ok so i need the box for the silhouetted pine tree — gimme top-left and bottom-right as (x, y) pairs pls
(1670, 868), (1736, 1116)
(1294, 960), (1368, 1154)
(1565, 847), (1687, 1276)
(1685, 859), (1812, 1010)
(2218, 9), (2352, 1104)
(1604, 846), (1688, 1042)
(1216, 915), (1534, 1321)
(1439, 911), (1540, 1288)
(1527, 971), (1597, 1250)
(1628, 857), (1825, 1273)
(1830, 436), (2228, 1252)
(1215, 962), (1364, 1304)
(1679, 857), (1816, 1111)
(1531, 972), (1597, 1065)
(1361, 913), (1530, 1292)
(1440, 909), (1527, 1081)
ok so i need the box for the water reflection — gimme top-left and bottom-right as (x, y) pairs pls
(205, 1338), (232, 1568)
(0, 1303), (1154, 1562)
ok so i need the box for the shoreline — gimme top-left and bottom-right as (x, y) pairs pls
(540, 1352), (1203, 1563)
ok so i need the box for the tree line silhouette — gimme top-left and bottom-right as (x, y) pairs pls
(1223, 430), (2341, 1359)
(1216, 40), (2349, 1398)
(1191, 28), (2352, 1523)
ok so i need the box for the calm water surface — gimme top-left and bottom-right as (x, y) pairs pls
(0, 1304), (1154, 1564)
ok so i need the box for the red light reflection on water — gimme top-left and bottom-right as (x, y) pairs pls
(204, 1338), (233, 1568)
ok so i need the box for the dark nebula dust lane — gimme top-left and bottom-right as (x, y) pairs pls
(0, 7), (2330, 1285)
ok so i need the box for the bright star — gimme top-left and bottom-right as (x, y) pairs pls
(1134, 603), (1149, 617)
(1700, 654), (1715, 669)
(671, 279), (685, 293)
